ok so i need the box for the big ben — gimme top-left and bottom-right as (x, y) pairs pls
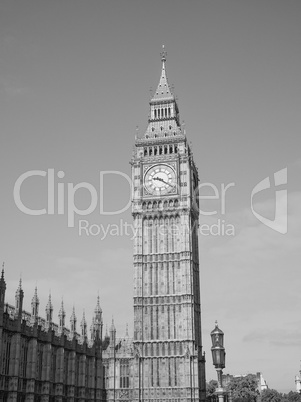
(131, 47), (206, 402)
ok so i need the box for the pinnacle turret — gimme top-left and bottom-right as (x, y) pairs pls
(81, 310), (87, 339)
(1, 262), (4, 281)
(110, 317), (115, 332)
(94, 294), (102, 318)
(0, 262), (6, 324)
(70, 306), (77, 336)
(15, 277), (24, 317)
(58, 299), (66, 330)
(45, 293), (53, 324)
(109, 318), (116, 351)
(0, 262), (6, 296)
(92, 295), (103, 340)
(90, 317), (95, 339)
(31, 286), (40, 323)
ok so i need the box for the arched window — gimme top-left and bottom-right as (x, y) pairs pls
(164, 146), (168, 154)
(150, 309), (154, 340)
(173, 305), (176, 338)
(154, 147), (157, 155)
(149, 266), (153, 295)
(144, 148), (147, 156)
(156, 307), (159, 338)
(153, 218), (158, 254)
(154, 109), (157, 118)
(167, 306), (170, 339)
(166, 265), (170, 294)
(149, 147), (152, 156)
(120, 359), (130, 388)
(169, 145), (173, 153)
(151, 359), (154, 386)
(170, 216), (175, 252)
(148, 219), (152, 254)
(174, 358), (177, 386)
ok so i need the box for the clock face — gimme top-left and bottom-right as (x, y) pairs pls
(144, 164), (177, 195)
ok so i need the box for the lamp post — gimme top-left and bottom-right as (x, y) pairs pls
(211, 321), (226, 402)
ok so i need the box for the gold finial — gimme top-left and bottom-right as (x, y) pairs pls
(160, 45), (167, 62)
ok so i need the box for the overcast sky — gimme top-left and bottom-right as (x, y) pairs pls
(0, 0), (300, 393)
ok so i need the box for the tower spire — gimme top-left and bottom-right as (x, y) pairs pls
(152, 45), (173, 101)
(140, 46), (182, 139)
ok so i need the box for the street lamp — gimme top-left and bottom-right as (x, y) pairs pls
(211, 321), (226, 402)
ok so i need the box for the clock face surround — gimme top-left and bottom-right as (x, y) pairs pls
(144, 164), (177, 195)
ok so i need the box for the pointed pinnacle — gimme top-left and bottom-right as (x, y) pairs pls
(160, 44), (167, 62)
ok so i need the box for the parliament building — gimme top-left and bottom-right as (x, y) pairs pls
(0, 48), (206, 401)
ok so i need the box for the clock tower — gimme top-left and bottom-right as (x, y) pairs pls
(131, 47), (206, 402)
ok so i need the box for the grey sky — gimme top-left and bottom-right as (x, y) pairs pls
(0, 0), (300, 392)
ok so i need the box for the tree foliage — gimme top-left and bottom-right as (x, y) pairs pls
(261, 388), (283, 402)
(206, 379), (218, 397)
(207, 376), (301, 402)
(284, 391), (301, 402)
(261, 389), (301, 402)
(226, 374), (260, 402)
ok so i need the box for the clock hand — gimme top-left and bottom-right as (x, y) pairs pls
(153, 176), (173, 187)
